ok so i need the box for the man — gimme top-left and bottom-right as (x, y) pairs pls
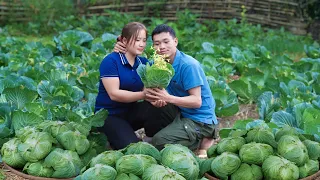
(115, 24), (218, 151)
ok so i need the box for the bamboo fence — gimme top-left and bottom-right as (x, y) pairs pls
(0, 0), (317, 35)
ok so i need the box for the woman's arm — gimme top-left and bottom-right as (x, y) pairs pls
(146, 87), (202, 109)
(102, 77), (145, 103)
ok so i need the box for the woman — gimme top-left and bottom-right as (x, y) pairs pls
(95, 22), (150, 150)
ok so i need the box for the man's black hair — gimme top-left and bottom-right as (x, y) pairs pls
(151, 24), (176, 40)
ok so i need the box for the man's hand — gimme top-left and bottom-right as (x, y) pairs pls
(113, 40), (127, 53)
(145, 88), (172, 103)
(150, 100), (167, 108)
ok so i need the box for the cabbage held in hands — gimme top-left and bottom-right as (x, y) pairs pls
(137, 48), (174, 89)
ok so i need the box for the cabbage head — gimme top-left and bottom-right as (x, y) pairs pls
(231, 163), (263, 180)
(137, 52), (175, 89)
(116, 154), (157, 176)
(15, 126), (39, 142)
(75, 164), (117, 180)
(274, 126), (300, 141)
(90, 150), (124, 168)
(277, 135), (309, 166)
(80, 148), (97, 166)
(1, 138), (26, 168)
(43, 148), (83, 178)
(207, 144), (218, 158)
(262, 155), (299, 180)
(211, 152), (241, 180)
(125, 142), (161, 162)
(23, 161), (54, 178)
(18, 132), (54, 162)
(160, 144), (199, 180)
(67, 121), (91, 137)
(216, 137), (246, 154)
(142, 164), (186, 180)
(228, 129), (247, 137)
(56, 130), (90, 155)
(116, 173), (141, 180)
(246, 128), (277, 148)
(239, 142), (273, 165)
(38, 121), (71, 138)
(299, 160), (319, 178)
(303, 140), (320, 160)
(87, 132), (108, 154)
(199, 158), (215, 178)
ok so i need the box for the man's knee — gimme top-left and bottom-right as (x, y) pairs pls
(151, 133), (166, 150)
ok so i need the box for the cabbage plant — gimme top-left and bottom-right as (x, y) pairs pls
(142, 164), (186, 180)
(161, 144), (199, 180)
(211, 152), (241, 180)
(43, 148), (83, 178)
(207, 144), (218, 158)
(216, 136), (246, 154)
(15, 126), (39, 142)
(262, 155), (299, 180)
(125, 142), (161, 162)
(116, 173), (141, 180)
(299, 160), (319, 178)
(90, 150), (124, 168)
(303, 140), (320, 160)
(239, 142), (273, 165)
(1, 138), (26, 168)
(38, 121), (71, 138)
(56, 130), (90, 155)
(274, 126), (301, 141)
(18, 132), (54, 162)
(199, 158), (215, 177)
(231, 163), (263, 180)
(116, 154), (157, 176)
(246, 128), (277, 148)
(75, 164), (117, 180)
(23, 161), (54, 178)
(277, 135), (309, 166)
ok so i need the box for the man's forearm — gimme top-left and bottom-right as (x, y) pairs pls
(167, 95), (202, 109)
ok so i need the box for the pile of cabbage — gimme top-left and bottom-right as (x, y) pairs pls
(1, 120), (108, 178)
(137, 48), (175, 89)
(76, 143), (206, 180)
(203, 125), (320, 180)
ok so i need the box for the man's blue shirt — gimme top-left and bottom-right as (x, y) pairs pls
(167, 50), (218, 125)
(95, 52), (148, 115)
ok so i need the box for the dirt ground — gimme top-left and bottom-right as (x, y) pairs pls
(1, 104), (319, 180)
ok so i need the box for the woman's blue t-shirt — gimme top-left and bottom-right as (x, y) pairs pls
(95, 52), (148, 115)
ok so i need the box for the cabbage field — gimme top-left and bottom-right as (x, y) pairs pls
(0, 10), (320, 180)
